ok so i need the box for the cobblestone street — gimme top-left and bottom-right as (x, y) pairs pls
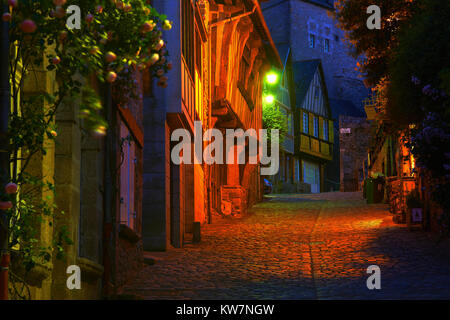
(123, 192), (450, 299)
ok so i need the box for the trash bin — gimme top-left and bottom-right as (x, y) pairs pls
(363, 179), (367, 199)
(365, 178), (374, 204)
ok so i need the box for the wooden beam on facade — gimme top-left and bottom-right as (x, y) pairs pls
(217, 119), (238, 128)
(212, 106), (229, 117)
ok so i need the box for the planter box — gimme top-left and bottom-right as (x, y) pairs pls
(220, 185), (247, 217)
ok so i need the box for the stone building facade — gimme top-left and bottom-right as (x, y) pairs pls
(262, 0), (368, 108)
(7, 50), (145, 299)
(261, 0), (370, 191)
(339, 116), (372, 192)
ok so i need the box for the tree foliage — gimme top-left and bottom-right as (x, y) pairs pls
(262, 103), (288, 148)
(388, 0), (450, 124)
(335, 0), (416, 87)
(336, 0), (450, 233)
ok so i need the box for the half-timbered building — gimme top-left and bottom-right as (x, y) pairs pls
(209, 0), (282, 216)
(293, 59), (334, 193)
(144, 0), (281, 251)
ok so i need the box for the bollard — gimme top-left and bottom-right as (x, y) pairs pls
(193, 222), (201, 243)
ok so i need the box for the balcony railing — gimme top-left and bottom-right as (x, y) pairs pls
(300, 134), (333, 160)
(277, 86), (290, 108)
(364, 91), (387, 121)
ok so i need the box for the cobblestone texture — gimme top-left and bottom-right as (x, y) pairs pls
(122, 192), (450, 299)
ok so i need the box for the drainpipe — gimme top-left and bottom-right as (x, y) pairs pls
(0, 0), (10, 301)
(280, 48), (290, 81)
(207, 30), (213, 224)
(102, 83), (116, 297)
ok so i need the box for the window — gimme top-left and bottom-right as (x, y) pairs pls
(323, 120), (329, 141)
(302, 112), (309, 134)
(313, 116), (319, 138)
(182, 0), (195, 77)
(238, 43), (256, 110)
(324, 39), (330, 53)
(309, 34), (315, 48)
(119, 121), (137, 230)
(195, 23), (202, 78)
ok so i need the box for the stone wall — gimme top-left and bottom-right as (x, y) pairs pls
(287, 0), (369, 108)
(262, 0), (370, 193)
(262, 0), (369, 107)
(116, 230), (143, 290)
(142, 95), (168, 251)
(261, 0), (291, 47)
(339, 116), (372, 191)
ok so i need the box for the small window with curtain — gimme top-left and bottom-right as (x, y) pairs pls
(302, 112), (309, 134)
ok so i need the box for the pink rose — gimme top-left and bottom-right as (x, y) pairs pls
(0, 201), (13, 210)
(5, 182), (18, 194)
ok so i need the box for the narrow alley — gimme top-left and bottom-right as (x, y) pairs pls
(122, 193), (450, 300)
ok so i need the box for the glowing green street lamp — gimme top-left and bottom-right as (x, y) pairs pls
(263, 70), (280, 106)
(265, 71), (279, 85)
(264, 94), (275, 105)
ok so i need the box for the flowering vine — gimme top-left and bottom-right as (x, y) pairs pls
(408, 77), (450, 235)
(1, 0), (172, 298)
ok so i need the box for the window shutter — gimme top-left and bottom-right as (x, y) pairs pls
(308, 113), (314, 136)
(329, 120), (334, 142)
